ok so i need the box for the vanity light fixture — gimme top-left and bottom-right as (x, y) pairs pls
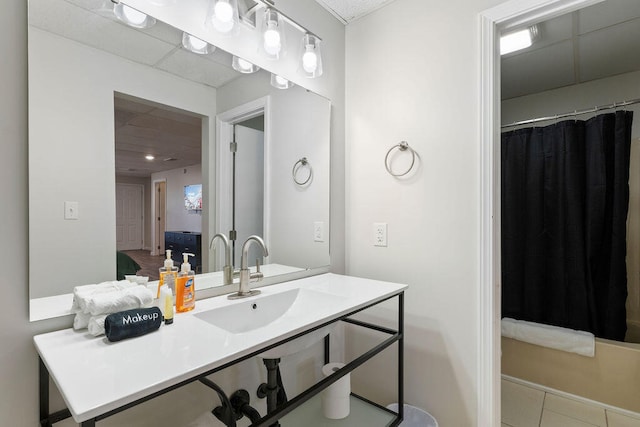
(113, 3), (156, 29)
(270, 74), (294, 89)
(261, 8), (285, 60)
(182, 33), (216, 55)
(145, 155), (155, 160)
(300, 33), (323, 78)
(232, 56), (260, 73)
(500, 26), (538, 55)
(207, 0), (240, 35)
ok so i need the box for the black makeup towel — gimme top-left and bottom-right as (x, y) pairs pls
(104, 307), (162, 342)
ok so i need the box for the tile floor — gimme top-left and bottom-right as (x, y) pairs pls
(502, 378), (640, 427)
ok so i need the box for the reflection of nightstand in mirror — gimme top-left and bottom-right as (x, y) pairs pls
(164, 231), (202, 273)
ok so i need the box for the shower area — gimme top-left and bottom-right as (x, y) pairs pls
(499, 0), (640, 413)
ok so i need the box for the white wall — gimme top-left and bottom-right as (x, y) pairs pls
(345, 0), (503, 425)
(502, 70), (640, 336)
(3, 0), (344, 426)
(152, 164), (203, 233)
(29, 28), (217, 298)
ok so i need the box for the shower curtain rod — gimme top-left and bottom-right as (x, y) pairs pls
(501, 97), (640, 129)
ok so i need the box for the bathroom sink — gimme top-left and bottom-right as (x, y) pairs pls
(194, 287), (340, 357)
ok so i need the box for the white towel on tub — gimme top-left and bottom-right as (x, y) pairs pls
(501, 317), (595, 357)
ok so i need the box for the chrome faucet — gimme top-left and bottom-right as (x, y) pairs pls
(209, 233), (233, 286)
(228, 235), (269, 299)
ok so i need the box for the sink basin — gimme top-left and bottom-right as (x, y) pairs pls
(194, 287), (340, 357)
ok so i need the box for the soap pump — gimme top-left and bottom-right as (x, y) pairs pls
(176, 253), (196, 313)
(158, 249), (178, 298)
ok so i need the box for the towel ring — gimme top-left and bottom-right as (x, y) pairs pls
(292, 157), (312, 186)
(385, 141), (416, 177)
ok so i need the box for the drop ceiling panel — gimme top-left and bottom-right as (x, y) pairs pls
(156, 48), (240, 88)
(579, 19), (640, 82)
(578, 0), (640, 34)
(313, 0), (396, 23)
(502, 41), (576, 99)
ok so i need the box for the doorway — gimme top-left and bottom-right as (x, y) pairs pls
(154, 180), (166, 256)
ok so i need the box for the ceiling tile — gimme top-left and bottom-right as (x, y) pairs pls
(578, 18), (640, 82)
(578, 0), (640, 34)
(502, 41), (576, 99)
(156, 48), (240, 88)
(314, 0), (396, 23)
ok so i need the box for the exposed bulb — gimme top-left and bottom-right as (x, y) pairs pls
(237, 58), (253, 72)
(188, 35), (207, 50)
(302, 47), (318, 73)
(263, 25), (282, 56)
(232, 56), (260, 74)
(270, 74), (294, 89)
(121, 5), (147, 26)
(212, 0), (234, 33)
(182, 33), (215, 54)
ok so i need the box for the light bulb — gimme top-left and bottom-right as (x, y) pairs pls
(302, 48), (318, 73)
(122, 5), (147, 26)
(270, 74), (294, 89)
(211, 0), (235, 33)
(274, 75), (288, 85)
(182, 33), (215, 54)
(187, 35), (207, 50)
(237, 58), (252, 72)
(232, 56), (259, 73)
(264, 26), (282, 56)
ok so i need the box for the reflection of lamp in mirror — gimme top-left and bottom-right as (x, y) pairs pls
(207, 0), (239, 35)
(232, 56), (260, 74)
(113, 3), (156, 29)
(182, 33), (216, 55)
(300, 33), (323, 78)
(270, 74), (294, 90)
(261, 8), (285, 60)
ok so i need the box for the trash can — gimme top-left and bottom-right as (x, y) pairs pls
(386, 403), (438, 427)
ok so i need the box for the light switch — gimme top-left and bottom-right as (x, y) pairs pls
(64, 201), (79, 220)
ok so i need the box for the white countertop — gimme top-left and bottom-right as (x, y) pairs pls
(34, 273), (407, 423)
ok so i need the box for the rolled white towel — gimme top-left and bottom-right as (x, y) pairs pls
(72, 280), (137, 313)
(501, 317), (595, 357)
(85, 286), (154, 316)
(87, 314), (109, 337)
(73, 312), (92, 330)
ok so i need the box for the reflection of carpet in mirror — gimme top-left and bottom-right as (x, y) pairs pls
(120, 250), (163, 281)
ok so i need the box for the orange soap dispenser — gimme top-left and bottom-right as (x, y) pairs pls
(176, 253), (196, 313)
(157, 249), (178, 298)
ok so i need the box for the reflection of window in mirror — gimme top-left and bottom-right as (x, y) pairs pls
(232, 115), (265, 267)
(113, 94), (204, 281)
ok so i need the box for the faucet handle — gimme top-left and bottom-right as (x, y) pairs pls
(255, 259), (261, 274)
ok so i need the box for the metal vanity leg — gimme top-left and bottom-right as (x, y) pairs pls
(39, 357), (50, 427)
(398, 292), (404, 421)
(323, 334), (330, 364)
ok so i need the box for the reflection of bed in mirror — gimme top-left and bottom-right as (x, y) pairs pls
(28, 0), (331, 321)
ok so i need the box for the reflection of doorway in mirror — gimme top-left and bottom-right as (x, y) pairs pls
(233, 121), (265, 266)
(116, 183), (143, 250)
(154, 180), (166, 256)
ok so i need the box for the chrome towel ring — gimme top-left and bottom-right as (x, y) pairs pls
(292, 157), (312, 186)
(385, 141), (416, 177)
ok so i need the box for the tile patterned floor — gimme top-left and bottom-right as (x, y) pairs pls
(502, 378), (640, 427)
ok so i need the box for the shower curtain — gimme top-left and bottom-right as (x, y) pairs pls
(501, 111), (633, 341)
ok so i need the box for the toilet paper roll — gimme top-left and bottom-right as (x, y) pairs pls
(321, 362), (350, 419)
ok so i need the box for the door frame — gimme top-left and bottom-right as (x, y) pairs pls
(478, 0), (605, 425)
(215, 96), (271, 271)
(151, 178), (167, 256)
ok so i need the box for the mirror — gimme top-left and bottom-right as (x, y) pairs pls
(28, 0), (330, 320)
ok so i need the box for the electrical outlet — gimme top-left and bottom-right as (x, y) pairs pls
(314, 221), (324, 242)
(64, 201), (79, 220)
(373, 223), (387, 247)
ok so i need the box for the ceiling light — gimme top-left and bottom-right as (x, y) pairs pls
(270, 74), (294, 89)
(500, 27), (537, 55)
(113, 3), (156, 29)
(300, 33), (323, 78)
(182, 33), (216, 55)
(145, 155), (155, 160)
(207, 0), (239, 35)
(232, 56), (260, 73)
(261, 8), (285, 60)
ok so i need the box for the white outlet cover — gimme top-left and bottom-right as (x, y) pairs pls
(373, 222), (387, 247)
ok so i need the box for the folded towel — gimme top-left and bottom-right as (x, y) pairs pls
(73, 312), (92, 330)
(85, 286), (154, 316)
(71, 280), (137, 313)
(501, 317), (595, 357)
(87, 314), (109, 337)
(104, 307), (162, 342)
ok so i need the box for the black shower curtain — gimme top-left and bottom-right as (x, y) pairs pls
(501, 111), (633, 341)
